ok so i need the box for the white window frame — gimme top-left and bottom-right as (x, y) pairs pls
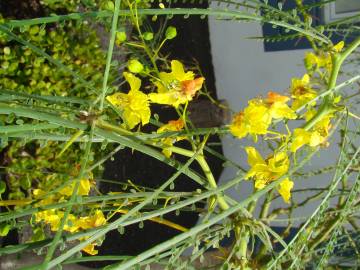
(323, 2), (360, 24)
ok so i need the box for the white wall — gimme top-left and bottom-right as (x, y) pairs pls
(208, 13), (346, 224)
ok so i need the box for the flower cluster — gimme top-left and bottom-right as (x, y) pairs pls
(107, 60), (204, 130)
(32, 177), (106, 255)
(229, 42), (345, 203)
(304, 41), (344, 75)
(230, 92), (296, 141)
(245, 147), (293, 203)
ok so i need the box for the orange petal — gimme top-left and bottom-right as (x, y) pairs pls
(267, 91), (290, 104)
(181, 77), (204, 97)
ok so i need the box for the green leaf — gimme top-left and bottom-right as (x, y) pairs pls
(0, 223), (11, 237)
(0, 181), (6, 194)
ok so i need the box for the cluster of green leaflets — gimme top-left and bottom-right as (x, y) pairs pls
(0, 3), (108, 200)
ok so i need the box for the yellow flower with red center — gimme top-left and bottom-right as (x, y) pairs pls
(230, 92), (296, 141)
(107, 72), (150, 129)
(149, 60), (205, 108)
(266, 92), (297, 120)
(290, 74), (317, 110)
(230, 99), (272, 141)
(157, 119), (185, 158)
(244, 147), (293, 203)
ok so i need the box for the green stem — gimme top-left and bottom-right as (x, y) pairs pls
(128, 2), (159, 72)
(302, 101), (332, 131)
(169, 146), (229, 211)
(302, 36), (360, 132)
(41, 124), (94, 269)
(197, 154), (229, 211)
(238, 228), (249, 268)
(308, 216), (340, 250)
(5, 9), (330, 44)
(295, 0), (318, 51)
(254, 190), (274, 260)
(95, 119), (133, 136)
(99, 0), (122, 111)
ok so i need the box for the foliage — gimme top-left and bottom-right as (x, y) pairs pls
(0, 0), (360, 269)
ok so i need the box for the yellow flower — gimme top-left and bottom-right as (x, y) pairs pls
(59, 179), (92, 197)
(332, 41), (345, 53)
(33, 189), (56, 206)
(304, 41), (344, 73)
(278, 178), (294, 203)
(304, 52), (331, 72)
(266, 92), (297, 120)
(34, 210), (60, 231)
(34, 210), (79, 233)
(290, 74), (317, 110)
(107, 72), (150, 129)
(290, 108), (333, 152)
(230, 99), (272, 141)
(230, 92), (296, 141)
(290, 128), (324, 152)
(305, 109), (333, 138)
(245, 147), (289, 183)
(245, 147), (293, 202)
(82, 243), (99, 255)
(149, 60), (204, 108)
(77, 210), (107, 230)
(157, 119), (185, 158)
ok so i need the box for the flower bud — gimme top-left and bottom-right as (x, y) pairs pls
(103, 1), (115, 11)
(128, 59), (144, 73)
(116, 31), (127, 45)
(165, 26), (177, 40)
(143, 32), (154, 41)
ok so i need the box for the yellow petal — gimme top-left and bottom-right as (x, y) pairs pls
(119, 89), (150, 129)
(254, 179), (267, 190)
(291, 128), (311, 152)
(246, 164), (272, 181)
(78, 179), (91, 196)
(106, 92), (127, 107)
(162, 148), (172, 158)
(171, 60), (194, 81)
(122, 109), (141, 129)
(309, 131), (323, 147)
(302, 74), (310, 84)
(333, 41), (344, 53)
(245, 147), (266, 167)
(154, 80), (168, 93)
(229, 112), (247, 139)
(149, 91), (185, 108)
(123, 72), (141, 91)
(82, 243), (98, 255)
(270, 102), (297, 119)
(267, 152), (289, 175)
(278, 178), (293, 203)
